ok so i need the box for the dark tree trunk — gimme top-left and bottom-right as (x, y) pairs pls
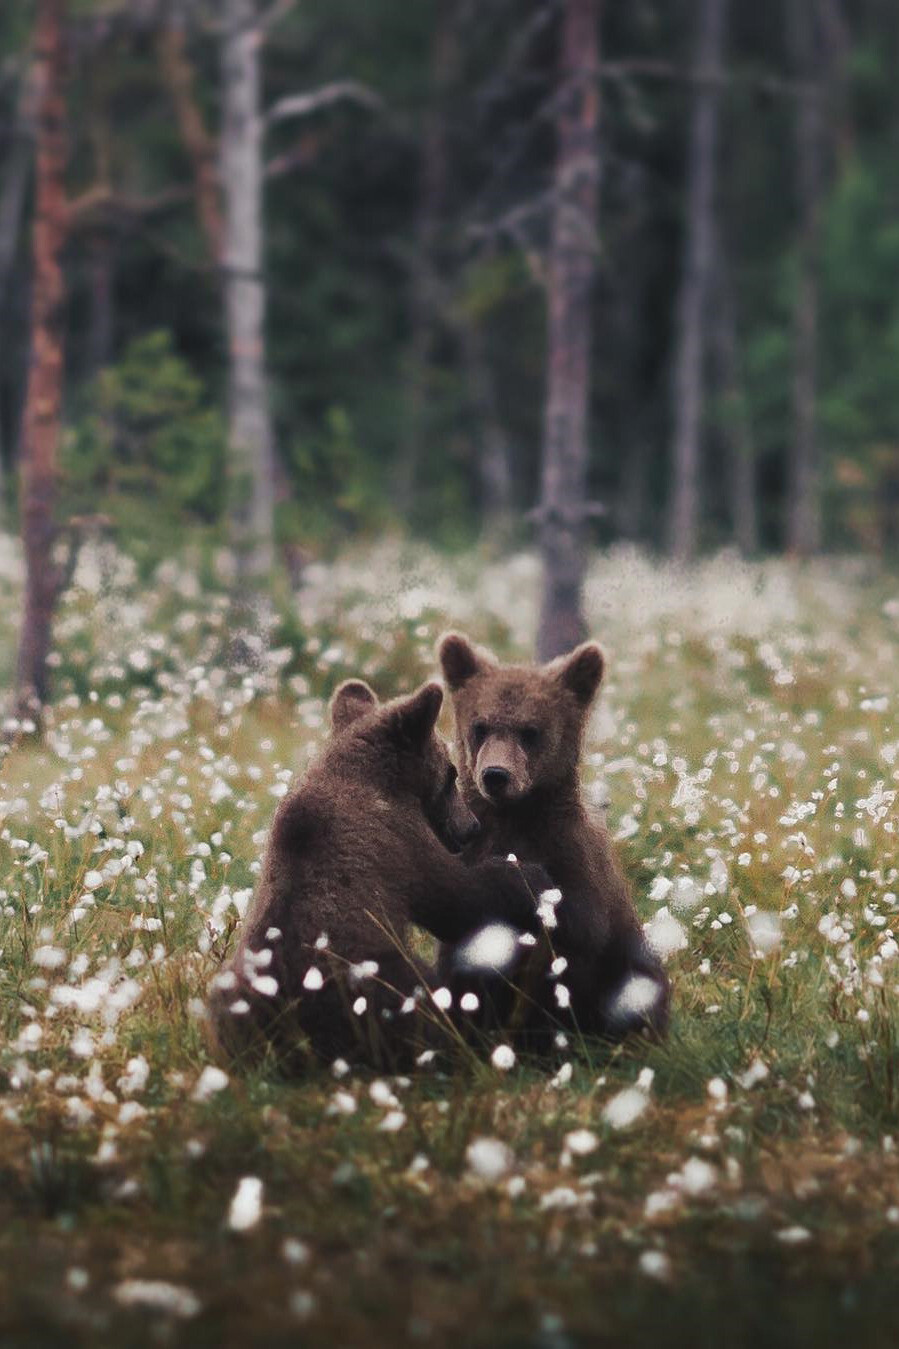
(397, 0), (457, 514)
(710, 227), (757, 554)
(158, 1), (225, 265)
(536, 0), (601, 662)
(459, 314), (513, 542)
(15, 0), (68, 722)
(787, 0), (822, 557)
(667, 0), (727, 562)
(0, 64), (36, 320)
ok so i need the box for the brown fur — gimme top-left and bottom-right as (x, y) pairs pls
(437, 633), (670, 1045)
(207, 679), (544, 1072)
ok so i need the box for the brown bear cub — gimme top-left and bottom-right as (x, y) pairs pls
(437, 633), (670, 1045)
(207, 678), (545, 1071)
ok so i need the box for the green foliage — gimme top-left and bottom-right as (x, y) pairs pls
(279, 406), (390, 554)
(64, 332), (227, 562)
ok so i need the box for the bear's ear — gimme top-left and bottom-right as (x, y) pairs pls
(550, 642), (604, 708)
(389, 681), (444, 745)
(330, 679), (378, 733)
(437, 632), (488, 690)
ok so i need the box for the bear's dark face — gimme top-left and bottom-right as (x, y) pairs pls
(437, 634), (604, 804)
(329, 678), (480, 851)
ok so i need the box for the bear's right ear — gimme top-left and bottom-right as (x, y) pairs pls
(437, 632), (488, 690)
(389, 681), (444, 745)
(330, 679), (378, 733)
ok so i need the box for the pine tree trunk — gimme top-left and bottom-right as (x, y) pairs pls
(15, 0), (68, 722)
(222, 0), (275, 583)
(536, 0), (600, 662)
(667, 0), (727, 563)
(787, 0), (822, 557)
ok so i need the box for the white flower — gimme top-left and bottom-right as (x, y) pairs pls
(602, 1071), (653, 1130)
(302, 966), (324, 991)
(746, 909), (782, 957)
(227, 1176), (264, 1232)
(378, 1110), (406, 1132)
(432, 987), (453, 1011)
(736, 1057), (769, 1090)
(777, 1226), (811, 1244)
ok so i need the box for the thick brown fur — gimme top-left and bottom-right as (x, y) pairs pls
(207, 678), (544, 1072)
(437, 633), (670, 1046)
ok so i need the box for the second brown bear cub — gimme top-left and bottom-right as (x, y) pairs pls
(208, 678), (544, 1071)
(438, 633), (670, 1043)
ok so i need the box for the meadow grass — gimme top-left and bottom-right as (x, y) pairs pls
(2, 540), (899, 1346)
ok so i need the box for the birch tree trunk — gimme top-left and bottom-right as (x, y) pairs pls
(15, 0), (68, 722)
(667, 0), (726, 562)
(536, 0), (600, 662)
(787, 0), (822, 557)
(222, 0), (275, 583)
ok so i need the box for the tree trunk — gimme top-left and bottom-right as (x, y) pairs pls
(667, 0), (727, 563)
(158, 2), (225, 265)
(222, 0), (275, 583)
(459, 313), (514, 542)
(536, 0), (601, 662)
(787, 0), (822, 557)
(397, 0), (457, 515)
(0, 66), (37, 323)
(710, 227), (758, 554)
(15, 0), (68, 722)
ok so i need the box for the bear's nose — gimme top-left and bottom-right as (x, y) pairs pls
(481, 767), (511, 799)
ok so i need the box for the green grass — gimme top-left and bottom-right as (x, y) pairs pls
(3, 542), (899, 1346)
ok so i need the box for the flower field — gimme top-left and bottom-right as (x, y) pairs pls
(2, 539), (899, 1347)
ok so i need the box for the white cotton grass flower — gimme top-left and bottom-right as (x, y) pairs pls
(32, 944), (67, 970)
(745, 909), (782, 958)
(466, 1137), (514, 1183)
(671, 876), (700, 911)
(302, 966), (324, 991)
(537, 888), (562, 929)
(777, 1226), (811, 1244)
(455, 923), (519, 973)
(608, 975), (662, 1025)
(602, 1068), (654, 1130)
(670, 1157), (717, 1196)
(113, 1280), (201, 1318)
(192, 1065), (229, 1102)
(736, 1057), (769, 1090)
(378, 1110), (406, 1132)
(564, 1128), (599, 1157)
(432, 987), (453, 1011)
(491, 1044), (516, 1072)
(460, 992), (480, 1013)
(227, 1176), (264, 1232)
(638, 1250), (672, 1282)
(644, 906), (688, 961)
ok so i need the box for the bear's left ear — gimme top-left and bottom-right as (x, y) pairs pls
(550, 642), (604, 708)
(330, 679), (378, 733)
(389, 681), (444, 745)
(437, 632), (490, 690)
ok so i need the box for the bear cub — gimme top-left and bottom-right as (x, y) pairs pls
(207, 677), (545, 1071)
(437, 633), (670, 1044)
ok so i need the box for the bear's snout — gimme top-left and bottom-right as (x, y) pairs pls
(475, 735), (530, 803)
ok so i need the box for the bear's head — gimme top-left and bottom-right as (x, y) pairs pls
(329, 678), (480, 851)
(437, 633), (604, 804)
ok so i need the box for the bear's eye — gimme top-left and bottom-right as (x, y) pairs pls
(520, 725), (541, 750)
(471, 721), (489, 749)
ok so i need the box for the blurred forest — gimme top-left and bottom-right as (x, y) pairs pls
(3, 0), (899, 699)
